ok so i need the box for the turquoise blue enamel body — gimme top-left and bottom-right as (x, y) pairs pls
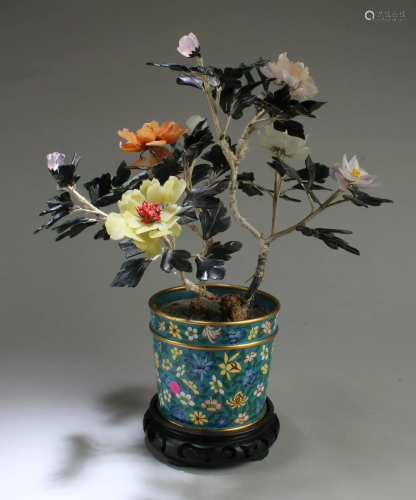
(149, 285), (280, 432)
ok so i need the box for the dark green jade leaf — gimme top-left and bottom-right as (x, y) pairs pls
(160, 249), (192, 273)
(110, 258), (152, 287)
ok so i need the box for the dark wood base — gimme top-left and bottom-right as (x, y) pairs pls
(143, 394), (280, 468)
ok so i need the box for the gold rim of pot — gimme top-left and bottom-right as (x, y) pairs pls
(148, 285), (281, 326)
(150, 326), (278, 350)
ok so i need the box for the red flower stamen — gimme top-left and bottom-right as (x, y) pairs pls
(135, 200), (162, 223)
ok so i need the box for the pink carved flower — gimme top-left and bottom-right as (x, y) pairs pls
(158, 320), (166, 332)
(202, 325), (222, 344)
(200, 396), (223, 413)
(260, 53), (318, 102)
(244, 351), (257, 364)
(177, 32), (200, 58)
(254, 383), (265, 397)
(261, 320), (272, 335)
(234, 411), (250, 425)
(330, 155), (380, 191)
(46, 152), (65, 172)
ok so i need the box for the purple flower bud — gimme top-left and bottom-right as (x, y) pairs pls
(177, 33), (200, 58)
(47, 152), (65, 172)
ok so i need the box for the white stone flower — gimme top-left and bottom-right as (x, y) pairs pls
(186, 115), (207, 133)
(260, 52), (318, 102)
(46, 152), (65, 172)
(330, 155), (380, 191)
(176, 391), (195, 406)
(177, 32), (200, 58)
(259, 125), (311, 160)
(105, 176), (186, 257)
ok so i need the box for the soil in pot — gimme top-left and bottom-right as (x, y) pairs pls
(156, 297), (268, 322)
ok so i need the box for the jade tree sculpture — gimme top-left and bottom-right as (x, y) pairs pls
(35, 32), (392, 321)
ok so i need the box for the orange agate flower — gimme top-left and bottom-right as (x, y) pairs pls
(118, 120), (188, 167)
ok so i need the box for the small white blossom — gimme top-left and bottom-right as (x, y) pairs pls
(259, 125), (311, 160)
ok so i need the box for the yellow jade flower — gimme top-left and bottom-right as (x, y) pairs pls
(105, 176), (186, 257)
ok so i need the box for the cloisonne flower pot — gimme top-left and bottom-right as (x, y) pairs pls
(143, 285), (281, 467)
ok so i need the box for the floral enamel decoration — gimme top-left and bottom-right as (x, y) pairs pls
(177, 32), (200, 58)
(260, 52), (318, 102)
(209, 375), (224, 394)
(163, 389), (171, 402)
(154, 352), (159, 368)
(181, 378), (199, 395)
(176, 391), (195, 406)
(226, 391), (249, 409)
(201, 325), (222, 344)
(215, 416), (229, 428)
(185, 327), (198, 341)
(190, 411), (208, 425)
(259, 125), (311, 160)
(240, 366), (258, 387)
(248, 326), (259, 341)
(118, 120), (188, 167)
(244, 351), (257, 363)
(171, 347), (183, 360)
(46, 152), (65, 172)
(235, 411), (250, 425)
(161, 358), (173, 371)
(201, 396), (223, 412)
(168, 321), (182, 339)
(261, 364), (269, 375)
(260, 345), (269, 360)
(186, 115), (207, 133)
(261, 320), (272, 335)
(254, 383), (265, 397)
(176, 364), (185, 377)
(218, 352), (242, 381)
(330, 155), (380, 191)
(158, 320), (166, 332)
(169, 406), (185, 423)
(158, 393), (164, 406)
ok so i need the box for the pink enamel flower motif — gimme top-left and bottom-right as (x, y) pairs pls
(200, 396), (223, 413)
(260, 52), (318, 102)
(330, 155), (380, 191)
(234, 411), (250, 425)
(261, 320), (272, 335)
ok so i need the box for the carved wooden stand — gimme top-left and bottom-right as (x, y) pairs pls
(143, 394), (280, 467)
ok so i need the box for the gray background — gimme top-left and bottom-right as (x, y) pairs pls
(1, 0), (415, 499)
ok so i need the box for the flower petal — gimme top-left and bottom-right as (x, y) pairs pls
(105, 213), (126, 240)
(335, 172), (350, 191)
